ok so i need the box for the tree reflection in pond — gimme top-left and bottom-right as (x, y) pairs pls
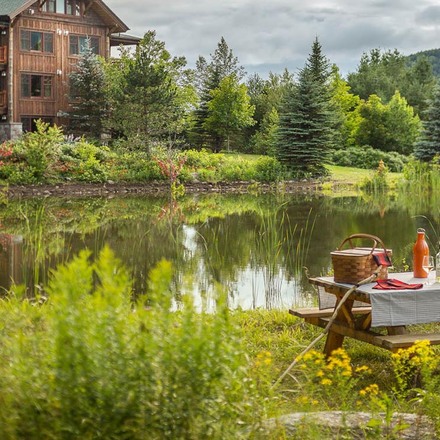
(0, 191), (437, 309)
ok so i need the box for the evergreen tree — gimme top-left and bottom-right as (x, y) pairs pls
(109, 31), (189, 148)
(68, 41), (108, 139)
(347, 48), (436, 115)
(190, 37), (245, 151)
(276, 38), (336, 177)
(414, 85), (440, 161)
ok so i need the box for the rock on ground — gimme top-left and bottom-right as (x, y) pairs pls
(265, 411), (436, 439)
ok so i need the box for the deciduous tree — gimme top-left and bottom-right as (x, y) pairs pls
(204, 75), (255, 151)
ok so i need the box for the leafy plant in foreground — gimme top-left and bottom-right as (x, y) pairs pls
(0, 247), (264, 439)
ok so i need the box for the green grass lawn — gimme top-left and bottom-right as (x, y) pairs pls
(326, 164), (403, 187)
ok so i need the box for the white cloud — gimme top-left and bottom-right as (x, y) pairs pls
(105, 0), (440, 78)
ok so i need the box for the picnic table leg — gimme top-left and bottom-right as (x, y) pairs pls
(323, 331), (345, 356)
(387, 326), (408, 335)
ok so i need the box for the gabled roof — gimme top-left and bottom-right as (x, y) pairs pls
(0, 0), (129, 33)
(0, 0), (33, 17)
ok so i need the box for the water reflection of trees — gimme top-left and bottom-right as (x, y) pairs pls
(0, 190), (438, 307)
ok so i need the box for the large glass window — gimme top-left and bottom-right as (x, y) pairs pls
(69, 35), (99, 56)
(22, 117), (54, 133)
(66, 0), (81, 16)
(42, 1), (83, 15)
(21, 74), (53, 98)
(43, 0), (56, 13)
(21, 30), (53, 53)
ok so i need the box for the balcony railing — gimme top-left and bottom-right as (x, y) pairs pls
(0, 46), (7, 64)
(0, 91), (7, 109)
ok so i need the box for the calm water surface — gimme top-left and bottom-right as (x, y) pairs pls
(0, 191), (438, 309)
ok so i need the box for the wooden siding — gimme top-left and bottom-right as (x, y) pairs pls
(10, 5), (111, 126)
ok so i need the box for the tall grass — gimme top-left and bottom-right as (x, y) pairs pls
(0, 248), (265, 439)
(254, 202), (316, 307)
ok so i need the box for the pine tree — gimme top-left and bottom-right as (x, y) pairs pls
(68, 41), (108, 139)
(414, 84), (440, 161)
(190, 37), (245, 151)
(276, 38), (336, 177)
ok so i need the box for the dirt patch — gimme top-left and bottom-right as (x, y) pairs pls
(3, 180), (324, 198)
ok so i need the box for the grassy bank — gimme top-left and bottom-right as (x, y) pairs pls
(1, 249), (440, 439)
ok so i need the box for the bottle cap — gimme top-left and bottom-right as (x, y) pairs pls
(417, 228), (425, 233)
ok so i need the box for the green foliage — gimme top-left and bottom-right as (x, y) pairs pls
(59, 139), (110, 182)
(12, 120), (64, 182)
(245, 71), (293, 154)
(0, 248), (264, 439)
(276, 38), (336, 178)
(249, 107), (280, 156)
(331, 146), (408, 172)
(107, 31), (190, 147)
(360, 160), (389, 192)
(68, 42), (108, 139)
(355, 92), (421, 154)
(347, 48), (436, 115)
(111, 152), (163, 181)
(254, 155), (285, 182)
(204, 74), (256, 151)
(329, 65), (362, 149)
(190, 37), (246, 151)
(414, 85), (440, 161)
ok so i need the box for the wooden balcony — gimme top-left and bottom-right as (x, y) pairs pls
(0, 46), (7, 64)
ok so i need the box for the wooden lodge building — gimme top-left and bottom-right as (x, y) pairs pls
(0, 0), (140, 141)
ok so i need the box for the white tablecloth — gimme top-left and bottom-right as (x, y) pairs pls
(318, 272), (440, 327)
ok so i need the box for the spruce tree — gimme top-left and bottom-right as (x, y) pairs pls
(414, 84), (440, 161)
(68, 41), (108, 139)
(276, 38), (336, 177)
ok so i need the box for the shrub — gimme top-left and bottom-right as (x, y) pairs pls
(111, 153), (163, 181)
(331, 146), (408, 172)
(254, 156), (284, 182)
(0, 248), (263, 439)
(12, 120), (64, 181)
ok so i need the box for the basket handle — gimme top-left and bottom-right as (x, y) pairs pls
(337, 233), (387, 255)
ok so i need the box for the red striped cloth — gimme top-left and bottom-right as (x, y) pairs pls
(372, 252), (392, 267)
(373, 279), (423, 290)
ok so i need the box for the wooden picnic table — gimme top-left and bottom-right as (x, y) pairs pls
(290, 272), (440, 355)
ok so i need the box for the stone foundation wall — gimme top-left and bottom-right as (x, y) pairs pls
(0, 123), (22, 142)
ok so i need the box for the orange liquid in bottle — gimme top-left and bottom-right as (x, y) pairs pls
(413, 228), (429, 278)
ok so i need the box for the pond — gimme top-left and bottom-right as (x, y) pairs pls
(0, 189), (438, 309)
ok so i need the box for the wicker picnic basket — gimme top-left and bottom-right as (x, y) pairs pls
(331, 233), (392, 284)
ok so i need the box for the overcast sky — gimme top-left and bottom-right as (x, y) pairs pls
(105, 0), (440, 78)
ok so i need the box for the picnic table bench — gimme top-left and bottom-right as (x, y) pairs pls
(291, 272), (440, 354)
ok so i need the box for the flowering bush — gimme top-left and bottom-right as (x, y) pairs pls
(391, 339), (438, 399)
(296, 348), (375, 410)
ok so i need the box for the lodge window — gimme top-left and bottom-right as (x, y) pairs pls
(21, 74), (53, 99)
(22, 117), (54, 133)
(69, 35), (99, 56)
(21, 30), (54, 53)
(66, 0), (81, 16)
(43, 0), (82, 16)
(43, 0), (56, 13)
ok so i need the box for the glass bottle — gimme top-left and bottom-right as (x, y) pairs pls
(413, 228), (429, 278)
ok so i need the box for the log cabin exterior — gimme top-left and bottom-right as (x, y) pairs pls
(0, 0), (139, 141)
